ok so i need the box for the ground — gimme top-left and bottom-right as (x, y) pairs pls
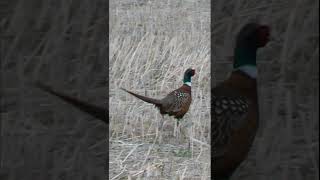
(109, 0), (210, 179)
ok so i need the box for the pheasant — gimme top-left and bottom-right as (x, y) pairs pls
(34, 68), (195, 126)
(34, 82), (108, 124)
(121, 68), (195, 123)
(212, 23), (270, 179)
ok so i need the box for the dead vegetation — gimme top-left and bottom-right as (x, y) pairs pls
(109, 0), (210, 179)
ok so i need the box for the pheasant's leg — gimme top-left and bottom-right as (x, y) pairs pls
(157, 115), (165, 144)
(180, 122), (187, 145)
(159, 115), (165, 129)
(174, 119), (181, 143)
(173, 120), (177, 137)
(185, 125), (191, 150)
(178, 122), (182, 144)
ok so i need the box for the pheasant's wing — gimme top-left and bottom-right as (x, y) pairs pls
(212, 87), (250, 158)
(160, 90), (191, 116)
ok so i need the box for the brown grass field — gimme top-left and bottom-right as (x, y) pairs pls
(110, 0), (318, 179)
(109, 1), (210, 179)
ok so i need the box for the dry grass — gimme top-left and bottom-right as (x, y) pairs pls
(109, 0), (210, 179)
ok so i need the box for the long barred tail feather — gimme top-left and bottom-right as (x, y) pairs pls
(120, 88), (161, 106)
(34, 82), (108, 124)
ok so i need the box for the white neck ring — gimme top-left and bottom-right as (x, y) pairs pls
(184, 82), (191, 87)
(235, 65), (257, 79)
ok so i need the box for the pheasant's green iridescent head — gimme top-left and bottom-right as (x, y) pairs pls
(183, 68), (195, 86)
(233, 23), (270, 69)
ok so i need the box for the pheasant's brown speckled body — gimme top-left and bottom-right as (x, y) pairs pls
(212, 23), (270, 179)
(212, 71), (259, 179)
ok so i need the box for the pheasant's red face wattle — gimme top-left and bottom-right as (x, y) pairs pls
(191, 69), (195, 76)
(257, 25), (270, 47)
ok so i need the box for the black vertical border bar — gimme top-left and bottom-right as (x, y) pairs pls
(106, 0), (110, 178)
(210, 0), (214, 179)
(0, 11), (3, 170)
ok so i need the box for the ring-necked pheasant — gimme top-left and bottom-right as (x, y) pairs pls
(121, 68), (195, 124)
(34, 68), (195, 127)
(212, 23), (270, 179)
